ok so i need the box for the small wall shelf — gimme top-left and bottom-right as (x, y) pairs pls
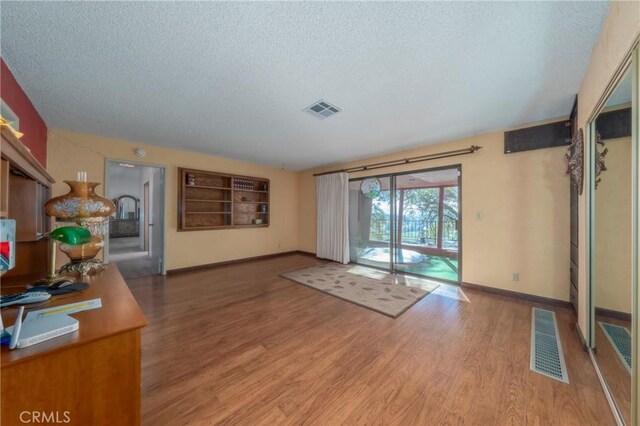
(187, 185), (232, 190)
(185, 199), (232, 203)
(178, 168), (270, 231)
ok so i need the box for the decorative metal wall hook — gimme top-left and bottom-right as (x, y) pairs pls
(594, 132), (608, 189)
(565, 128), (584, 195)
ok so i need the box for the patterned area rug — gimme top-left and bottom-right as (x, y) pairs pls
(281, 263), (440, 317)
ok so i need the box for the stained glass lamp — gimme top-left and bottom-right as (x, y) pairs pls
(44, 172), (116, 276)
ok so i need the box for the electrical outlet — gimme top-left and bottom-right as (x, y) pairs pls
(512, 272), (520, 282)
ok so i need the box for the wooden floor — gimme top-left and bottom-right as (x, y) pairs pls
(115, 257), (158, 280)
(109, 237), (158, 279)
(126, 254), (614, 425)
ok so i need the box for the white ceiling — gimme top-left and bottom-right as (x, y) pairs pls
(1, 1), (610, 171)
(107, 163), (142, 181)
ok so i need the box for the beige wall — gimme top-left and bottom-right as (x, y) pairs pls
(576, 1), (639, 334)
(299, 130), (571, 301)
(47, 129), (300, 271)
(594, 136), (632, 314)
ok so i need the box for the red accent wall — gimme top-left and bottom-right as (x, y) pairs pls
(0, 58), (48, 167)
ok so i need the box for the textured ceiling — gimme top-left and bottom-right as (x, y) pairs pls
(1, 1), (610, 170)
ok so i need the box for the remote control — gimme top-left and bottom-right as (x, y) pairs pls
(0, 292), (51, 308)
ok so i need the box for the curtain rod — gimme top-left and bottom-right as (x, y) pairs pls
(313, 145), (482, 177)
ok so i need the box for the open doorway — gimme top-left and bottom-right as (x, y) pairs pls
(349, 165), (461, 283)
(105, 160), (166, 279)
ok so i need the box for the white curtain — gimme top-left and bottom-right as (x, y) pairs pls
(316, 172), (350, 264)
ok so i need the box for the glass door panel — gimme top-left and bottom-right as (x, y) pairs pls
(349, 176), (393, 270)
(393, 168), (461, 282)
(442, 185), (460, 255)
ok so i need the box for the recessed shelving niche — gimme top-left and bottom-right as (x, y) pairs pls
(178, 168), (270, 231)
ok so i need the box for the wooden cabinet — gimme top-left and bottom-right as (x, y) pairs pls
(8, 171), (50, 241)
(8, 172), (37, 241)
(37, 182), (50, 238)
(1, 265), (147, 426)
(178, 168), (270, 231)
(1, 159), (9, 216)
(0, 126), (54, 279)
(110, 219), (140, 237)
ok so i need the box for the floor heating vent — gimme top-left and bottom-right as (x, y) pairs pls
(598, 321), (632, 374)
(530, 308), (569, 383)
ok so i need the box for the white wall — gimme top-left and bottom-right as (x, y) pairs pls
(107, 165), (143, 201)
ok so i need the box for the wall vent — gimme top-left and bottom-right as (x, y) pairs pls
(598, 321), (632, 373)
(303, 100), (341, 119)
(530, 308), (569, 383)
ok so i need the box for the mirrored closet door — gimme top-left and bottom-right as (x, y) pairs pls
(590, 53), (637, 425)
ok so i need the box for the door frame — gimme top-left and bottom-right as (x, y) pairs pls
(349, 163), (462, 284)
(143, 181), (150, 252)
(104, 159), (167, 275)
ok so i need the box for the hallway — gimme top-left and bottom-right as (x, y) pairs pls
(110, 237), (158, 279)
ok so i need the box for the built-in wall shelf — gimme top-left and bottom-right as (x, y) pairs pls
(185, 212), (232, 215)
(185, 199), (232, 203)
(234, 189), (269, 194)
(0, 127), (55, 278)
(187, 185), (232, 190)
(178, 168), (270, 231)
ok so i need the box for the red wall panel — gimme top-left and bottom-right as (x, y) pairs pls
(0, 58), (48, 167)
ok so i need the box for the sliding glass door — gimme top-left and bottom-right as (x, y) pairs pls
(349, 166), (461, 283)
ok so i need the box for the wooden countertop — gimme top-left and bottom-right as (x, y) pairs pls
(1, 264), (147, 367)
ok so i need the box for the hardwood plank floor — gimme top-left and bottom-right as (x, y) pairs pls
(114, 257), (158, 280)
(125, 254), (614, 425)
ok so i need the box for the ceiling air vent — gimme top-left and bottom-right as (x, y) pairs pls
(303, 100), (341, 119)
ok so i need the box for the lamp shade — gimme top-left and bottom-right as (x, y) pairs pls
(45, 181), (115, 219)
(50, 226), (92, 245)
